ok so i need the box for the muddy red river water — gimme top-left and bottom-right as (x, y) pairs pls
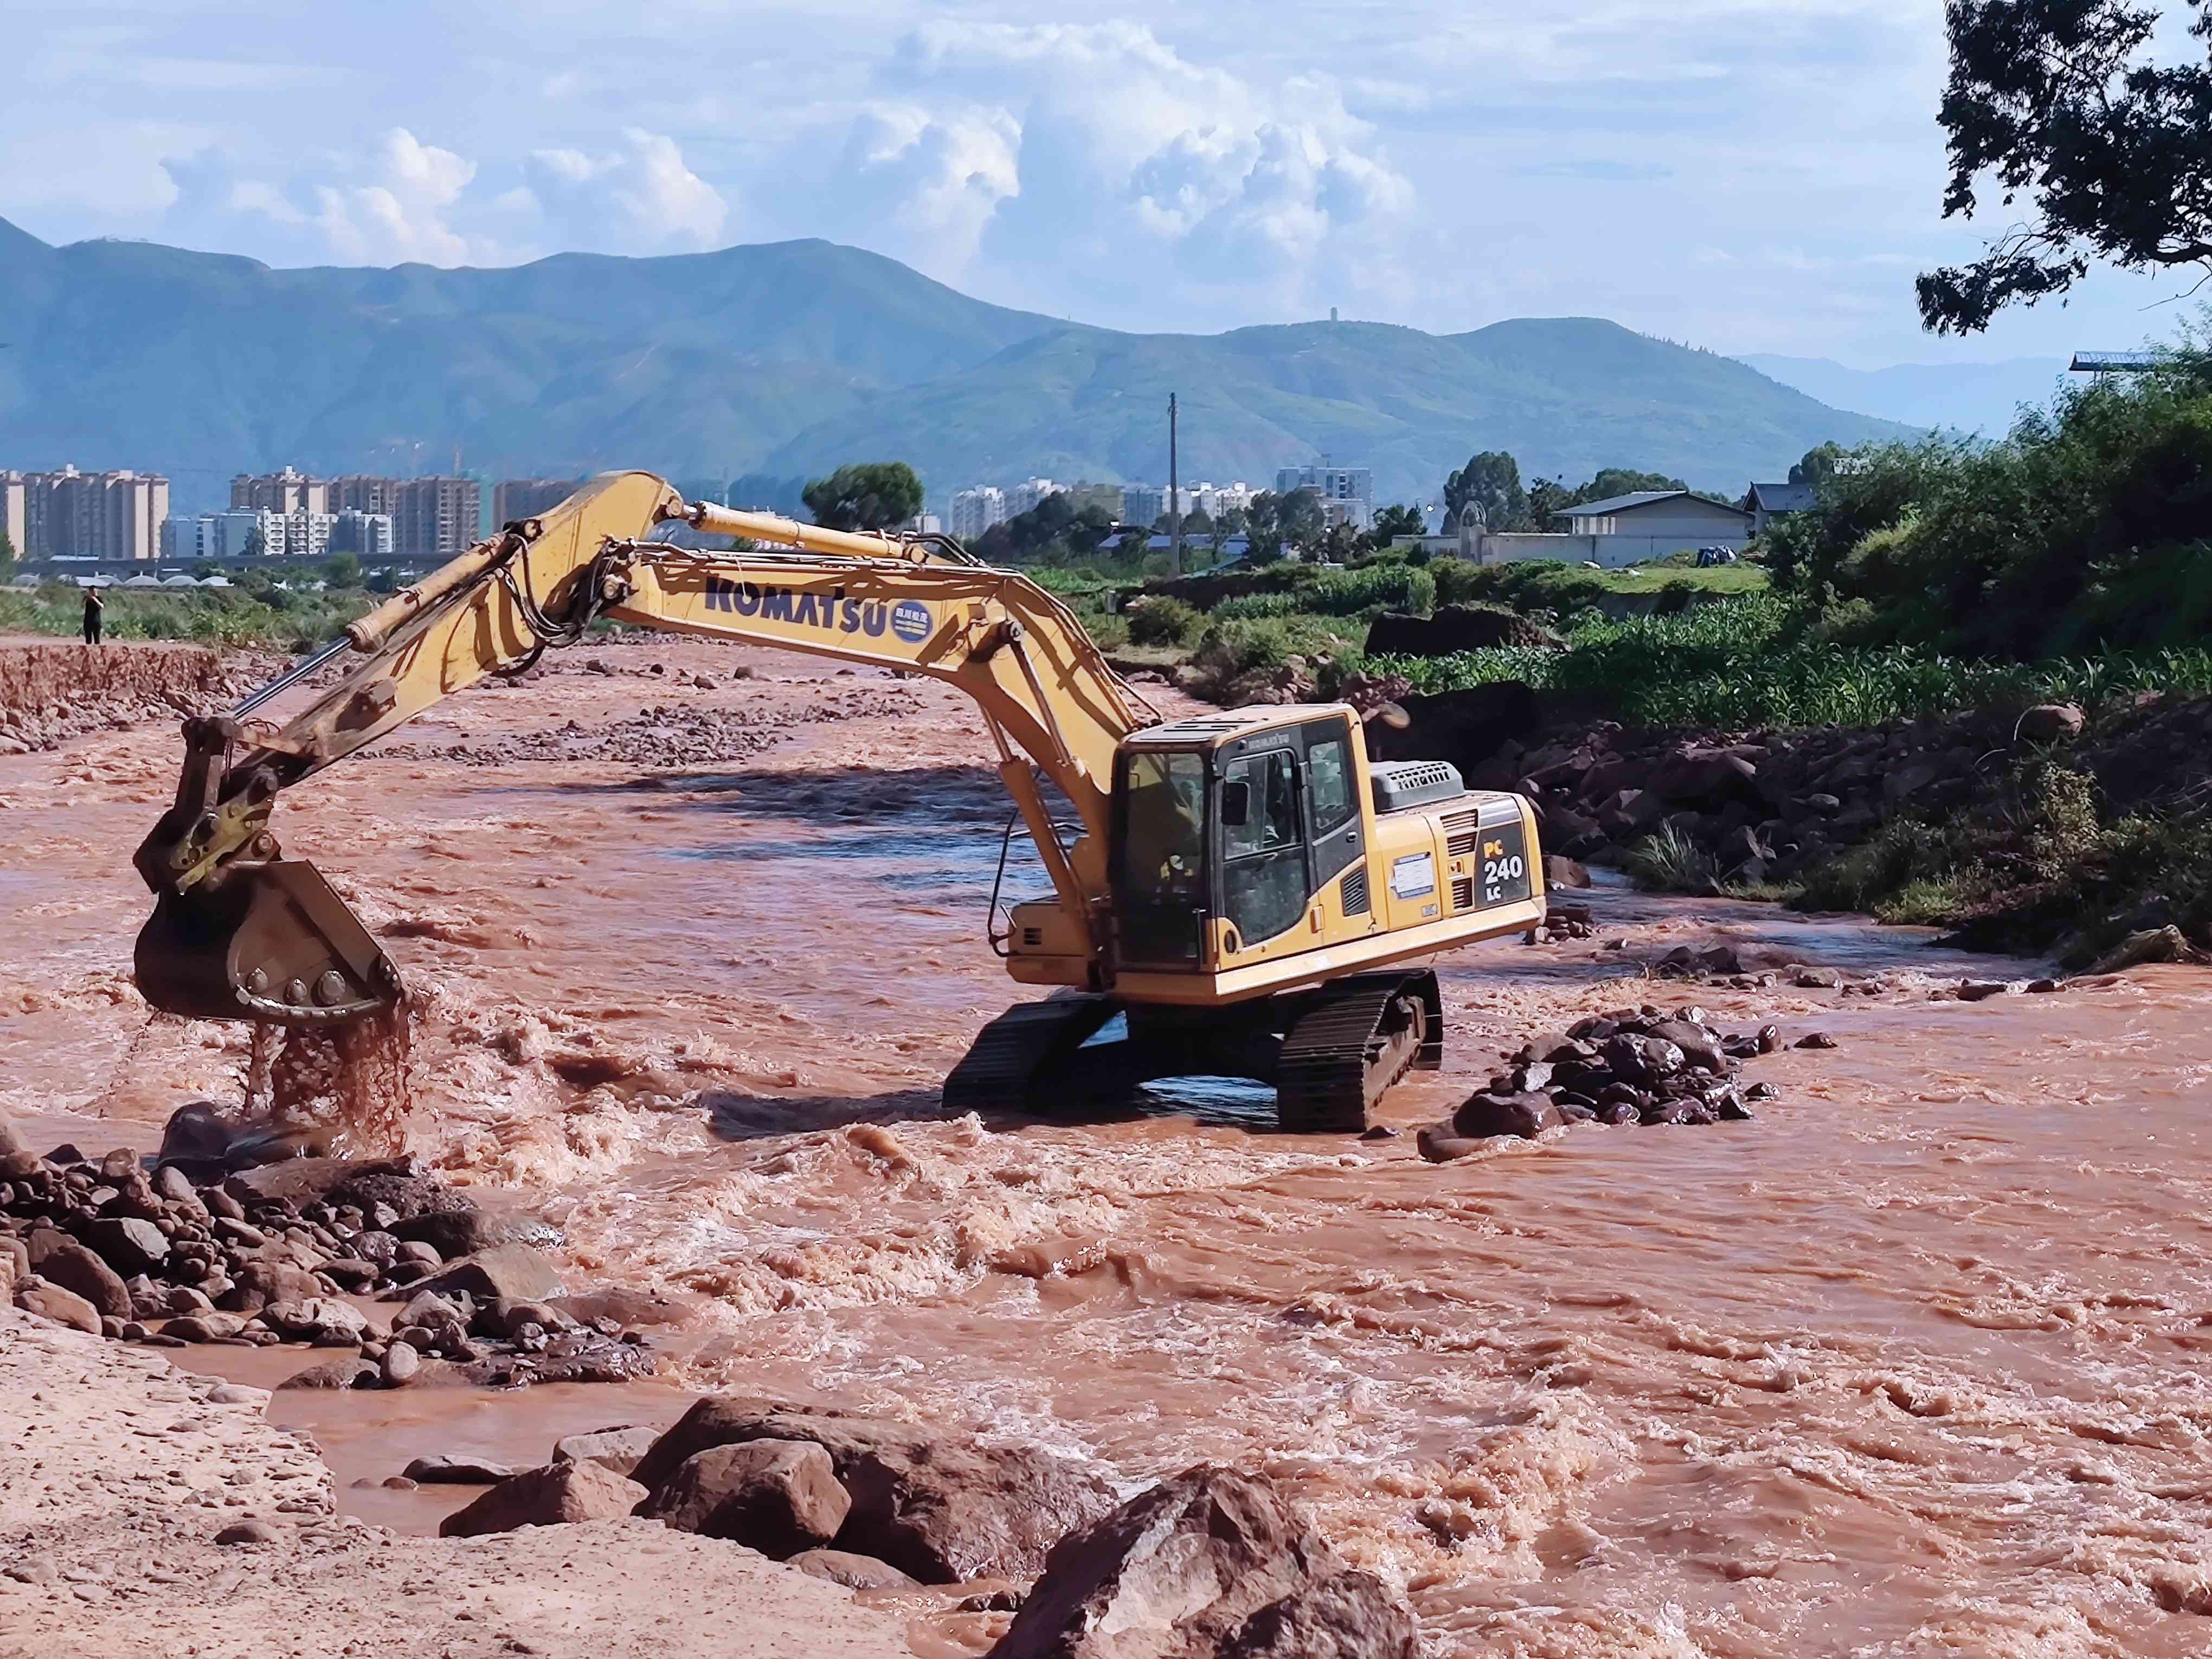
(5, 639), (2211, 1657)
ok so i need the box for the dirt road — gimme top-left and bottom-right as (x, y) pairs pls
(7, 638), (2212, 1657)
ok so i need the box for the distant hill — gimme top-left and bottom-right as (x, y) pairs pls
(1737, 353), (2071, 438)
(0, 217), (1912, 515)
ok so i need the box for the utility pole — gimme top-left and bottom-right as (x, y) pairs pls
(1168, 392), (1183, 577)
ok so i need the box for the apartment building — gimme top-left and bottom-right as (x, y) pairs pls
(493, 478), (584, 526)
(327, 475), (481, 558)
(2, 466), (169, 560)
(230, 467), (327, 515)
(948, 486), (1008, 541)
(1275, 462), (1373, 529)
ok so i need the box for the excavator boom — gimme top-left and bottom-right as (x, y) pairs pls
(132, 472), (1152, 1027)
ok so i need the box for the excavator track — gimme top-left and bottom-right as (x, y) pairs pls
(1275, 971), (1443, 1134)
(943, 994), (1121, 1114)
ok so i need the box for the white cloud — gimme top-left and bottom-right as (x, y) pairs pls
(785, 22), (1418, 322)
(522, 129), (728, 250)
(313, 128), (479, 264)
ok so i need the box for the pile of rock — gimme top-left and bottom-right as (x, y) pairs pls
(1418, 1005), (1806, 1160)
(382, 688), (921, 769)
(424, 1401), (1419, 1658)
(1, 1112), (654, 1389)
(1378, 687), (2100, 890)
(0, 641), (234, 754)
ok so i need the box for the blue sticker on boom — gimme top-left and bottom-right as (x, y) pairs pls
(890, 600), (933, 643)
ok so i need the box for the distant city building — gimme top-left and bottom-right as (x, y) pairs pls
(327, 475), (481, 558)
(164, 507), (392, 561)
(493, 478), (584, 526)
(230, 467), (327, 515)
(948, 486), (1009, 542)
(1190, 481), (1253, 519)
(327, 511), (394, 558)
(1060, 483), (1124, 518)
(1276, 463), (1372, 529)
(1006, 478), (1060, 517)
(1121, 484), (1166, 527)
(902, 513), (943, 535)
(3, 466), (169, 561)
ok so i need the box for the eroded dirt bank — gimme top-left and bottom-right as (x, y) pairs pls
(0, 1307), (912, 1656)
(5, 639), (2212, 1656)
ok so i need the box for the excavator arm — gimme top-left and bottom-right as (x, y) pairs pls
(132, 470), (1155, 1027)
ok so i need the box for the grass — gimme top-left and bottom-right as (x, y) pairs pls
(1369, 593), (2212, 730)
(1592, 562), (1770, 596)
(0, 583), (374, 649)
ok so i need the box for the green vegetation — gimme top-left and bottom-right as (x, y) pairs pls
(0, 581), (370, 648)
(1371, 592), (2212, 730)
(1764, 349), (2212, 656)
(802, 462), (925, 532)
(1124, 596), (1204, 648)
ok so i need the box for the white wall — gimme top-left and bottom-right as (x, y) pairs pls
(1464, 530), (1747, 569)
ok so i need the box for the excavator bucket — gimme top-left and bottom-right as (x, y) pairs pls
(134, 859), (402, 1028)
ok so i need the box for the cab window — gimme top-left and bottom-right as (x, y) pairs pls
(1307, 735), (1353, 833)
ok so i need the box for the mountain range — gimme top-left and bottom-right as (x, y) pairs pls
(1736, 353), (2072, 438)
(0, 216), (1915, 516)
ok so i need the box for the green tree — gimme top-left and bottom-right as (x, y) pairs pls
(1574, 468), (1688, 504)
(1790, 443), (1846, 486)
(1444, 452), (1527, 531)
(1919, 1), (2212, 333)
(242, 524), (268, 559)
(1244, 491), (1284, 562)
(1279, 486), (1327, 556)
(801, 462), (925, 532)
(322, 552), (362, 588)
(0, 529), (15, 580)
(1366, 504), (1427, 551)
(1525, 477), (1578, 525)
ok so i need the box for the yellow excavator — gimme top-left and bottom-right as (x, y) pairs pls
(131, 471), (1545, 1131)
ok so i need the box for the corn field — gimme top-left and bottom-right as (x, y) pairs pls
(1371, 594), (2212, 729)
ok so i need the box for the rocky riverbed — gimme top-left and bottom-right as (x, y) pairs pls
(8, 638), (2212, 1657)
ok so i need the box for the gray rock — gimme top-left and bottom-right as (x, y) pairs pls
(629, 1401), (1116, 1584)
(214, 1520), (284, 1546)
(403, 1453), (516, 1484)
(85, 1217), (170, 1277)
(552, 1425), (660, 1477)
(16, 1277), (102, 1334)
(413, 1244), (561, 1303)
(163, 1311), (249, 1342)
(2016, 703), (2086, 744)
(987, 1465), (1416, 1659)
(635, 1439), (852, 1558)
(258, 1296), (372, 1347)
(438, 1461), (646, 1537)
(24, 1232), (131, 1319)
(788, 1549), (919, 1592)
(1449, 1092), (1566, 1141)
(380, 1340), (421, 1387)
(275, 1356), (378, 1390)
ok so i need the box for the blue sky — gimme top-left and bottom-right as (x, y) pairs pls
(2, 0), (2198, 366)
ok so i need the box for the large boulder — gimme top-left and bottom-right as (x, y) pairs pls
(219, 1261), (325, 1316)
(412, 1244), (562, 1303)
(439, 1461), (646, 1537)
(16, 1278), (102, 1334)
(2017, 702), (2086, 744)
(552, 1425), (661, 1477)
(629, 1400), (1116, 1584)
(24, 1230), (131, 1320)
(1362, 605), (1561, 659)
(1450, 1092), (1566, 1140)
(84, 1217), (170, 1278)
(985, 1465), (1416, 1659)
(1366, 681), (1541, 773)
(634, 1439), (852, 1558)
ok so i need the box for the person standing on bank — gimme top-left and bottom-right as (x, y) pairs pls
(81, 586), (104, 646)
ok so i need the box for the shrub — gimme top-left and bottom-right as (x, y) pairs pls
(1303, 565), (1435, 616)
(1624, 825), (1718, 892)
(1124, 596), (1203, 647)
(1211, 592), (1304, 620)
